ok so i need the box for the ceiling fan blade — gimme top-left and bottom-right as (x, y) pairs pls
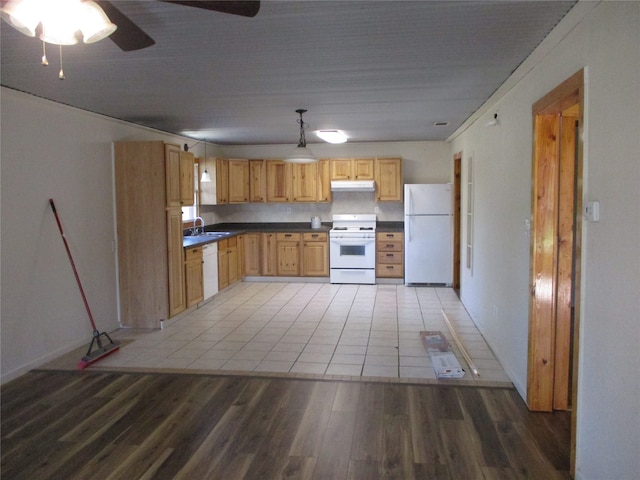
(97, 1), (156, 51)
(163, 1), (260, 18)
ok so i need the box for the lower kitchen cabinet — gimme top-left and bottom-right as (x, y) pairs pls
(218, 236), (241, 290)
(244, 233), (262, 275)
(185, 246), (204, 307)
(302, 232), (329, 276)
(167, 207), (187, 317)
(376, 231), (404, 278)
(262, 233), (277, 276)
(276, 233), (301, 276)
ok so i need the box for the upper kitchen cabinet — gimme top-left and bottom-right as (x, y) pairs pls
(266, 160), (292, 202)
(249, 159), (267, 202)
(199, 157), (228, 205)
(375, 157), (403, 202)
(330, 158), (375, 180)
(166, 146), (194, 207)
(228, 159), (249, 203)
(292, 163), (318, 202)
(317, 159), (332, 203)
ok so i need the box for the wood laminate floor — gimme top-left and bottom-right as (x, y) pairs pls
(1, 370), (571, 479)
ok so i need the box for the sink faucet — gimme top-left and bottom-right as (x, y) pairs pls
(193, 217), (205, 235)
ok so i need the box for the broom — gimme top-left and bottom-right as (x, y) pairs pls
(49, 199), (120, 369)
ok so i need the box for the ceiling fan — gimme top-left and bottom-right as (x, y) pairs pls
(98, 1), (261, 51)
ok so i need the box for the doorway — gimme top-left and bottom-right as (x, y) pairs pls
(528, 69), (583, 475)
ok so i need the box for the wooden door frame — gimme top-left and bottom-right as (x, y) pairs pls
(528, 69), (584, 475)
(453, 153), (462, 290)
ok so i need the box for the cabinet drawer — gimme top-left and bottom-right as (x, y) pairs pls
(377, 231), (403, 241)
(276, 232), (301, 242)
(377, 240), (403, 252)
(377, 263), (404, 278)
(377, 251), (403, 264)
(303, 232), (327, 242)
(185, 246), (202, 261)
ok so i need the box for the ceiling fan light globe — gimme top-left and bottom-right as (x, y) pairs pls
(80, 1), (117, 43)
(1, 0), (41, 37)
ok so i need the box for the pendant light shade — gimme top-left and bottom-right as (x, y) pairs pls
(200, 139), (211, 183)
(284, 109), (318, 164)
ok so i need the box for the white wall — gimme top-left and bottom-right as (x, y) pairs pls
(449, 3), (640, 479)
(0, 88), (206, 382)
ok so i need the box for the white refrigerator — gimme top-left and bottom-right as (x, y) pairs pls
(404, 184), (453, 285)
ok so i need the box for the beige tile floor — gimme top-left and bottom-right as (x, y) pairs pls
(53, 282), (511, 386)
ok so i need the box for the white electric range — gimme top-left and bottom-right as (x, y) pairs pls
(329, 214), (377, 284)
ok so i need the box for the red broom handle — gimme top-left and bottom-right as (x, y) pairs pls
(49, 199), (98, 332)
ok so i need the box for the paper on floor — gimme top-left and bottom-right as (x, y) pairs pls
(420, 330), (465, 379)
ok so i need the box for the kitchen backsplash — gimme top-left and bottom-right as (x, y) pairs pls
(199, 192), (404, 225)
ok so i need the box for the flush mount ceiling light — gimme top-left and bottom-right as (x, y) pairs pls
(316, 130), (348, 144)
(284, 109), (318, 164)
(1, 0), (117, 78)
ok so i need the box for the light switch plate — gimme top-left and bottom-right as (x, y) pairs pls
(584, 201), (600, 222)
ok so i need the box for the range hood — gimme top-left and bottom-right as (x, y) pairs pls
(330, 180), (376, 192)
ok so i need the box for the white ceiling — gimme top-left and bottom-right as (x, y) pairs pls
(0, 0), (575, 145)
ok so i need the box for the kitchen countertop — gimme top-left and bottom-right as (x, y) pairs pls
(182, 221), (403, 248)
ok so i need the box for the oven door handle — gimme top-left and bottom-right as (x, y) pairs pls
(331, 238), (375, 245)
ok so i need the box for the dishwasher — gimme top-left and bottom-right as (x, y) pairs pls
(202, 243), (219, 302)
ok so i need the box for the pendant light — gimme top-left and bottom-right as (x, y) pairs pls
(200, 139), (211, 183)
(284, 109), (318, 164)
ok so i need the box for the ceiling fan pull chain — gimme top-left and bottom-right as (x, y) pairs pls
(41, 41), (49, 66)
(58, 45), (65, 80)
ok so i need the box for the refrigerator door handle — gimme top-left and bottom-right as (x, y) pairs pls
(408, 216), (411, 242)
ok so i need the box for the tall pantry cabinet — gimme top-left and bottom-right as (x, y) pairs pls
(114, 141), (193, 328)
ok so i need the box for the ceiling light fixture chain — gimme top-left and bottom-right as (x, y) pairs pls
(296, 108), (308, 148)
(284, 109), (318, 164)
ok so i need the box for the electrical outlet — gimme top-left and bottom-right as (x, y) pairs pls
(374, 206), (379, 214)
(584, 201), (600, 222)
(286, 207), (291, 215)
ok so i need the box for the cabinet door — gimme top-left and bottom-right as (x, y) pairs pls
(317, 158), (332, 203)
(218, 239), (229, 290)
(165, 143), (182, 207)
(266, 160), (292, 202)
(228, 236), (239, 284)
(180, 151), (195, 206)
(354, 158), (375, 180)
(244, 233), (262, 275)
(292, 163), (318, 202)
(277, 240), (300, 276)
(228, 159), (249, 203)
(236, 234), (245, 279)
(167, 208), (186, 317)
(375, 158), (403, 201)
(217, 158), (229, 204)
(330, 158), (353, 180)
(303, 241), (329, 276)
(262, 233), (277, 275)
(249, 159), (267, 202)
(185, 246), (203, 307)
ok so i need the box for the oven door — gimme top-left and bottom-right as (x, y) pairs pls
(330, 236), (376, 269)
